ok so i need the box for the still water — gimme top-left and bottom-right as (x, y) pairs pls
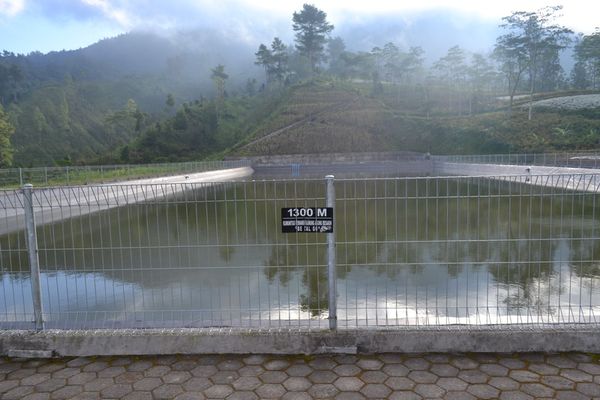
(1, 175), (600, 329)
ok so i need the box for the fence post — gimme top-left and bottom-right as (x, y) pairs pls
(326, 175), (337, 330)
(19, 167), (23, 186)
(23, 184), (44, 330)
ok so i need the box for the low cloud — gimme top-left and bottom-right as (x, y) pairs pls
(0, 0), (25, 17)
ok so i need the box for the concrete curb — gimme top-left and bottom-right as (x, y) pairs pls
(2, 328), (600, 357)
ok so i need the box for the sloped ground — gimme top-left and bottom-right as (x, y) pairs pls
(530, 94), (600, 110)
(1, 352), (599, 399)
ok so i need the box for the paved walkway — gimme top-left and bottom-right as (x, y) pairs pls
(1, 353), (600, 399)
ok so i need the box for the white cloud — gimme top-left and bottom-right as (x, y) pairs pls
(0, 0), (25, 17)
(81, 0), (133, 28)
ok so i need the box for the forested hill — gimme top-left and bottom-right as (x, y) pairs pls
(0, 30), (259, 166)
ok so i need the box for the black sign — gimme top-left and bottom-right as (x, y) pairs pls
(282, 207), (333, 233)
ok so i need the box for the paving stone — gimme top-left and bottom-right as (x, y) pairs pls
(308, 370), (338, 383)
(509, 370), (540, 383)
(169, 360), (197, 372)
(408, 370), (438, 383)
(473, 353), (498, 363)
(576, 382), (600, 396)
(430, 363), (459, 377)
(547, 356), (578, 369)
(8, 367), (36, 379)
(385, 377), (416, 390)
(231, 376), (261, 391)
(191, 365), (218, 377)
(308, 383), (339, 398)
(360, 383), (392, 398)
(309, 357), (338, 370)
(67, 392), (100, 400)
(98, 366), (126, 378)
(132, 377), (163, 391)
(67, 372), (96, 385)
(383, 363), (410, 376)
(403, 358), (430, 370)
(489, 376), (520, 390)
(238, 365), (265, 377)
(50, 385), (84, 400)
(217, 359), (244, 371)
(3, 385), (35, 400)
(239, 355), (265, 366)
(84, 377), (114, 391)
(226, 392), (257, 400)
(521, 382), (555, 397)
(37, 363), (66, 374)
(209, 370), (239, 385)
(361, 370), (387, 383)
(22, 393), (51, 400)
(444, 392), (476, 400)
(194, 355), (220, 366)
(334, 377), (365, 391)
(82, 361), (109, 373)
(541, 375), (576, 390)
(555, 391), (591, 400)
(122, 392), (154, 400)
(413, 383), (445, 398)
(437, 377), (468, 391)
(499, 358), (526, 369)
(101, 383), (133, 398)
(466, 383), (500, 399)
(528, 363), (559, 375)
(450, 357), (479, 370)
(260, 370), (287, 383)
(424, 353), (450, 363)
(378, 354), (403, 364)
(36, 378), (67, 392)
(183, 377), (212, 391)
(283, 377), (312, 391)
(355, 358), (383, 370)
(334, 393), (366, 400)
(568, 353), (592, 363)
(67, 358), (92, 368)
(0, 379), (19, 393)
(109, 357), (134, 367)
(480, 363), (509, 376)
(499, 391), (534, 400)
(52, 367), (80, 379)
(21, 372), (51, 385)
(128, 360), (153, 372)
(263, 359), (290, 371)
(331, 364), (359, 377)
(578, 362), (600, 375)
(163, 370), (192, 384)
(458, 369), (488, 384)
(255, 383), (286, 398)
(388, 391), (422, 400)
(153, 384), (185, 399)
(560, 368), (593, 382)
(281, 392), (311, 400)
(115, 371), (144, 383)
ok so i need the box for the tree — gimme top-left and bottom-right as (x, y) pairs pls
(255, 44), (273, 83)
(0, 105), (14, 167)
(270, 37), (289, 85)
(496, 6), (572, 120)
(573, 29), (600, 89)
(292, 4), (334, 74)
(434, 46), (468, 114)
(166, 93), (175, 108)
(210, 64), (228, 119)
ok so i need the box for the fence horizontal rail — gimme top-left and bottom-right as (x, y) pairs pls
(435, 151), (600, 169)
(1, 173), (600, 330)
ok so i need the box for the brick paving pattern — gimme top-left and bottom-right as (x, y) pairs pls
(1, 353), (600, 399)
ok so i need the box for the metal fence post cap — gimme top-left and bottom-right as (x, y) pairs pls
(23, 183), (33, 189)
(325, 175), (334, 179)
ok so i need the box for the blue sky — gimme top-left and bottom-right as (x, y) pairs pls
(0, 0), (598, 54)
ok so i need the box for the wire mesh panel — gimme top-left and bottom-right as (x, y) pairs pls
(335, 175), (600, 328)
(0, 181), (331, 329)
(1, 173), (600, 331)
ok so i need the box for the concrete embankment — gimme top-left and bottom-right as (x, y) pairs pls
(0, 166), (254, 236)
(436, 162), (600, 192)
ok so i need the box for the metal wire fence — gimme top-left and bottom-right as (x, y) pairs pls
(436, 152), (600, 169)
(1, 173), (600, 331)
(0, 160), (251, 188)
